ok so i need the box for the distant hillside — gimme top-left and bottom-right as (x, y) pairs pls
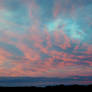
(0, 85), (92, 89)
(0, 77), (92, 87)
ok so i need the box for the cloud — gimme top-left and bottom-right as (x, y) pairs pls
(0, 0), (92, 83)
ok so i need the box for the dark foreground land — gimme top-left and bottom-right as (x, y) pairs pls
(0, 85), (92, 89)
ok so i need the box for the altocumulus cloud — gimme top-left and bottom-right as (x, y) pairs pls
(0, 0), (92, 84)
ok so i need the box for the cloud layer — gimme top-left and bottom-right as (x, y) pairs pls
(0, 0), (92, 84)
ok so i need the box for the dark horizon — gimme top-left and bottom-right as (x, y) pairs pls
(0, 76), (92, 87)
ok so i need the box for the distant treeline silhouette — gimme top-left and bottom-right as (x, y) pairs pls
(0, 84), (92, 89)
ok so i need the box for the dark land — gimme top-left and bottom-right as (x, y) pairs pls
(0, 85), (92, 89)
(0, 77), (92, 89)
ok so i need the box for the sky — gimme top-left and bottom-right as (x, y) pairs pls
(0, 0), (92, 85)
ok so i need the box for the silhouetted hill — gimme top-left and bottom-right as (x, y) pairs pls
(0, 85), (92, 89)
(0, 77), (92, 88)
